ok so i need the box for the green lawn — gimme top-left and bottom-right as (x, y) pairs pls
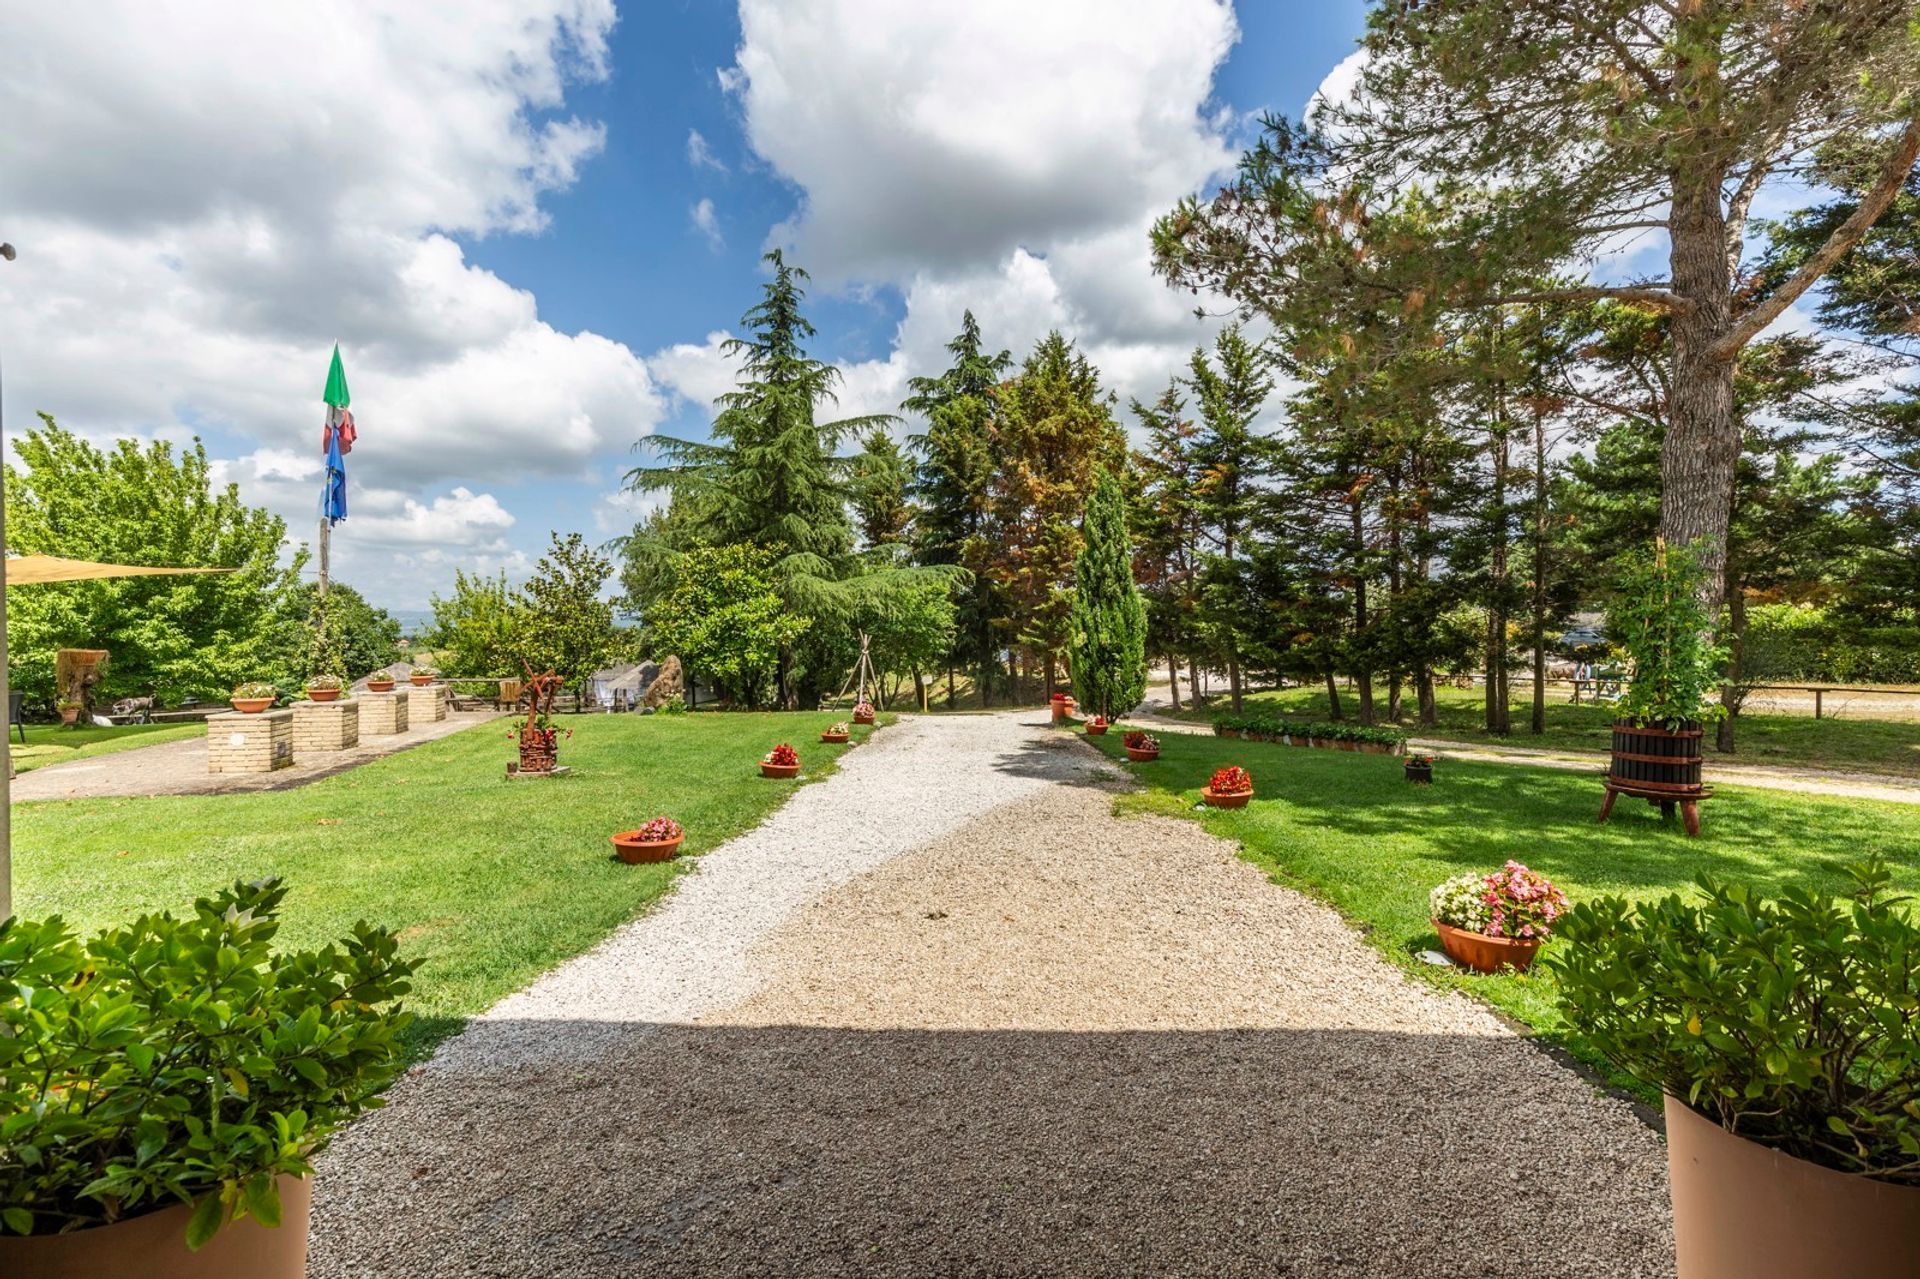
(1087, 723), (1920, 1086)
(1166, 682), (1920, 778)
(9, 722), (206, 773)
(13, 710), (886, 1057)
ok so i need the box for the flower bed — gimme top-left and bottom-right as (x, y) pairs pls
(1211, 711), (1408, 754)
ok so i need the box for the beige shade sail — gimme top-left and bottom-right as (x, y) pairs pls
(5, 555), (237, 585)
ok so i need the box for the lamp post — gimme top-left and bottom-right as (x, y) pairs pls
(1, 240), (16, 921)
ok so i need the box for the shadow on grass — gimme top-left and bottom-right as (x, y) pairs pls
(313, 1021), (1671, 1279)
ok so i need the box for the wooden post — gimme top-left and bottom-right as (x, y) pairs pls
(1814, 688), (1823, 720)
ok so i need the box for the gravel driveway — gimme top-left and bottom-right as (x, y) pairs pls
(309, 709), (1672, 1277)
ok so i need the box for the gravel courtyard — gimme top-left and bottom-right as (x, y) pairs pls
(309, 709), (1672, 1277)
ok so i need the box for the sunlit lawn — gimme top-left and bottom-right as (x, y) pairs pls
(14, 710), (887, 1058)
(9, 721), (206, 773)
(1167, 681), (1920, 778)
(1088, 723), (1920, 1087)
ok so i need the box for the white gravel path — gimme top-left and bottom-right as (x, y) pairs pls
(310, 708), (1671, 1277)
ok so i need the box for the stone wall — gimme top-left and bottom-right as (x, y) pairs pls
(407, 682), (447, 723)
(293, 699), (360, 752)
(359, 690), (409, 736)
(207, 709), (293, 774)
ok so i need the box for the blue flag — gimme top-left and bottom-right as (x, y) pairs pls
(323, 426), (348, 525)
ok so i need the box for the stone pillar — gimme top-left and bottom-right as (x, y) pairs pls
(359, 690), (409, 736)
(407, 681), (447, 723)
(208, 709), (293, 774)
(292, 698), (360, 753)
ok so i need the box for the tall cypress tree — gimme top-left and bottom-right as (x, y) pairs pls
(1070, 467), (1148, 718)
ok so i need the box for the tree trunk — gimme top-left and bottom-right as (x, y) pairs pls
(1416, 666), (1437, 726)
(1166, 653), (1183, 711)
(946, 665), (956, 710)
(1228, 655), (1243, 713)
(1531, 407), (1549, 736)
(1324, 669), (1344, 720)
(1717, 529), (1747, 753)
(1661, 171), (1740, 606)
(1188, 658), (1201, 709)
(1485, 392), (1511, 737)
(912, 667), (928, 713)
(1350, 502), (1375, 725)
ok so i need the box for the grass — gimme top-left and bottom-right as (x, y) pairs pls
(9, 722), (206, 773)
(1165, 682), (1920, 778)
(13, 710), (888, 1058)
(1085, 722), (1920, 1086)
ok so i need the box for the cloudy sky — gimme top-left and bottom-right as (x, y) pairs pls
(0, 0), (1369, 611)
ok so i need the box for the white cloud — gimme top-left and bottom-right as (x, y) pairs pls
(687, 128), (728, 173)
(721, 0), (1247, 428)
(0, 0), (661, 606)
(691, 198), (725, 251)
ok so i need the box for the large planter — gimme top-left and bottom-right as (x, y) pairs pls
(0, 1175), (309, 1279)
(229, 698), (274, 715)
(1124, 745), (1160, 762)
(304, 687), (342, 703)
(760, 761), (800, 779)
(366, 679), (395, 693)
(820, 731), (850, 744)
(853, 711), (875, 726)
(1405, 760), (1433, 785)
(517, 732), (558, 774)
(409, 674), (433, 687)
(1608, 720), (1705, 795)
(1432, 919), (1542, 974)
(1201, 787), (1252, 810)
(611, 831), (684, 864)
(1085, 723), (1108, 737)
(1664, 1095), (1920, 1278)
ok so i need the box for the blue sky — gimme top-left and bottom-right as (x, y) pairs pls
(2, 1), (1370, 610)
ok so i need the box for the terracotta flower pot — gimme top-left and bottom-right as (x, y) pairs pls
(1085, 724), (1108, 736)
(1220, 728), (1242, 739)
(304, 687), (342, 703)
(853, 711), (875, 725)
(761, 761), (800, 779)
(229, 697), (274, 715)
(1125, 746), (1160, 762)
(1202, 787), (1252, 809)
(410, 674), (433, 686)
(820, 731), (850, 744)
(0, 1175), (309, 1279)
(1432, 919), (1542, 974)
(611, 831), (684, 864)
(366, 680), (395, 692)
(1665, 1094), (1920, 1278)
(58, 706), (80, 726)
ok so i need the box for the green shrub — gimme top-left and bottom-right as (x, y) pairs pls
(1607, 540), (1727, 728)
(230, 681), (278, 702)
(1547, 860), (1920, 1184)
(0, 879), (418, 1243)
(1211, 711), (1406, 749)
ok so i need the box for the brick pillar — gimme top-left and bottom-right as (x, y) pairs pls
(407, 682), (447, 723)
(359, 690), (409, 735)
(208, 709), (293, 773)
(292, 699), (360, 753)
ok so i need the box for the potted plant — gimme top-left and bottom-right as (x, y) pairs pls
(1602, 540), (1727, 818)
(761, 742), (800, 779)
(366, 667), (396, 693)
(0, 878), (416, 1277)
(820, 722), (851, 744)
(229, 681), (278, 714)
(409, 663), (438, 687)
(610, 815), (685, 864)
(303, 673), (344, 703)
(1122, 729), (1159, 761)
(1202, 764), (1254, 809)
(1428, 861), (1567, 974)
(56, 701), (83, 727)
(1404, 753), (1434, 784)
(1548, 860), (1920, 1277)
(510, 714), (569, 774)
(852, 700), (875, 725)
(1085, 715), (1110, 737)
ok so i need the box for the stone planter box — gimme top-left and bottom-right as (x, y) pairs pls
(407, 682), (447, 723)
(207, 708), (294, 774)
(358, 689), (409, 736)
(292, 698), (359, 753)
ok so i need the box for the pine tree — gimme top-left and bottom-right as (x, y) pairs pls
(1070, 468), (1148, 718)
(850, 429), (913, 550)
(907, 310), (1012, 704)
(1130, 382), (1203, 709)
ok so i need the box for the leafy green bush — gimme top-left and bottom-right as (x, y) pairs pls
(1211, 711), (1407, 749)
(304, 673), (343, 692)
(230, 681), (278, 702)
(1547, 860), (1920, 1184)
(0, 879), (418, 1243)
(1606, 540), (1728, 728)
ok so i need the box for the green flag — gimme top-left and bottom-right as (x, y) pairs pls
(323, 343), (351, 409)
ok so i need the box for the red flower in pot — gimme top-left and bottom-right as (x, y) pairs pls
(761, 743), (801, 778)
(1203, 765), (1254, 809)
(612, 815), (685, 864)
(1123, 729), (1160, 761)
